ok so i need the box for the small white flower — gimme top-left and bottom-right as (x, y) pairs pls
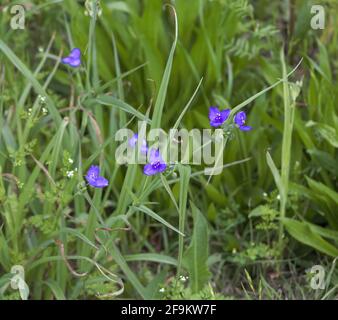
(263, 192), (268, 197)
(66, 170), (74, 178)
(68, 158), (74, 164)
(42, 107), (48, 115)
(38, 46), (44, 53)
(159, 288), (165, 293)
(277, 194), (281, 200)
(38, 95), (46, 103)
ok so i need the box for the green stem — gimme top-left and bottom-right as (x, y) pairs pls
(279, 49), (296, 254)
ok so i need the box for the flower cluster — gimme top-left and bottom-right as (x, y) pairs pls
(86, 136), (168, 188)
(129, 134), (167, 176)
(66, 45), (252, 187)
(209, 106), (252, 131)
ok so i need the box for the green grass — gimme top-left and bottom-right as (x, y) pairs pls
(0, 0), (337, 300)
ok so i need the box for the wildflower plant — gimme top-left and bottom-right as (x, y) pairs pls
(209, 107), (252, 132)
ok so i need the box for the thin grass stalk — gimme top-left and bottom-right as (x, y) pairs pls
(279, 49), (296, 254)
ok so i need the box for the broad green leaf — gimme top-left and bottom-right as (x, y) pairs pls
(306, 177), (338, 206)
(282, 218), (338, 257)
(307, 149), (338, 176)
(183, 202), (210, 293)
(306, 121), (338, 148)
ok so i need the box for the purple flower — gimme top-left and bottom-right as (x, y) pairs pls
(129, 133), (148, 155)
(61, 48), (81, 68)
(234, 111), (252, 131)
(143, 149), (167, 176)
(85, 165), (108, 188)
(209, 107), (230, 127)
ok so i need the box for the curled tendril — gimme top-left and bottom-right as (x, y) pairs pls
(55, 239), (124, 298)
(55, 239), (88, 277)
(94, 225), (131, 255)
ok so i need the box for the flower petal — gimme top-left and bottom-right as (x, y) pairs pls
(129, 133), (138, 147)
(87, 165), (100, 178)
(234, 111), (247, 127)
(94, 176), (109, 188)
(85, 165), (101, 187)
(157, 163), (167, 173)
(239, 125), (252, 131)
(69, 48), (81, 59)
(61, 57), (72, 65)
(210, 119), (223, 127)
(149, 148), (161, 163)
(140, 140), (148, 155)
(220, 109), (231, 122)
(68, 59), (81, 68)
(143, 164), (158, 176)
(85, 176), (96, 187)
(208, 106), (220, 121)
(129, 134), (148, 154)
